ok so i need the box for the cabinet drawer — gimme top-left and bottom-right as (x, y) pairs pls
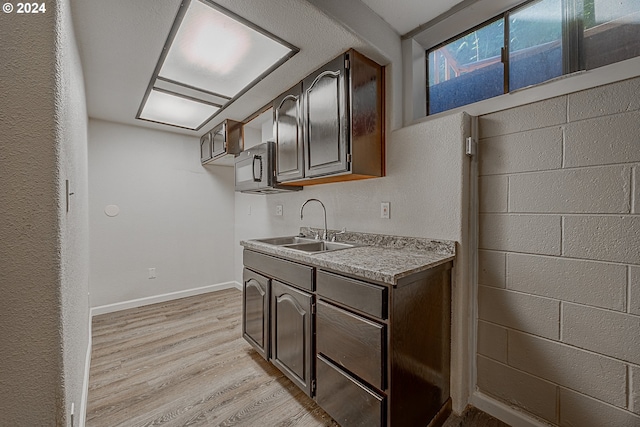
(317, 270), (387, 319)
(316, 354), (385, 427)
(316, 300), (385, 389)
(244, 250), (314, 291)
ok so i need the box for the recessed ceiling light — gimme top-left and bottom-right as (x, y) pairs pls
(139, 89), (220, 130)
(137, 0), (298, 131)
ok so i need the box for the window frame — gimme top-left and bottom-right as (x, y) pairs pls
(423, 0), (639, 117)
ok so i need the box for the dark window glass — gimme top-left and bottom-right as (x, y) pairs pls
(509, 0), (564, 90)
(583, 0), (640, 69)
(427, 19), (505, 115)
(426, 0), (640, 116)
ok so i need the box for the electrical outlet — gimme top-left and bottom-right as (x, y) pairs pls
(381, 202), (390, 219)
(276, 205), (283, 216)
(148, 268), (156, 279)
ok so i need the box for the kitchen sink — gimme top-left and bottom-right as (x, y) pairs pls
(253, 236), (358, 253)
(256, 236), (316, 245)
(285, 241), (356, 253)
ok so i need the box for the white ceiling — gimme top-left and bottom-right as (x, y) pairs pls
(359, 0), (464, 35)
(71, 0), (463, 137)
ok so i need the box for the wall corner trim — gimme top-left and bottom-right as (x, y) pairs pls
(90, 282), (242, 316)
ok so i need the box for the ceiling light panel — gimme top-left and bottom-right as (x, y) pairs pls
(154, 77), (230, 106)
(139, 89), (220, 130)
(160, 0), (294, 98)
(137, 0), (298, 131)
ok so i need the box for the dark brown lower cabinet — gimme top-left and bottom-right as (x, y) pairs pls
(242, 268), (270, 360)
(270, 279), (313, 397)
(315, 354), (385, 427)
(242, 249), (452, 427)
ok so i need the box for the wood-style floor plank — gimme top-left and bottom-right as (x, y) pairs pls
(86, 289), (338, 427)
(87, 288), (509, 427)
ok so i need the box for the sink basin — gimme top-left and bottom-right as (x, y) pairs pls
(255, 236), (316, 245)
(253, 236), (358, 253)
(285, 241), (357, 253)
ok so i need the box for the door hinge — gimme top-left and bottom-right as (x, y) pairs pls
(346, 153), (352, 163)
(345, 58), (350, 70)
(311, 379), (317, 394)
(465, 137), (477, 157)
(311, 302), (316, 314)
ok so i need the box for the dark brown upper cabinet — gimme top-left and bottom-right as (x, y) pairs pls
(273, 49), (384, 186)
(200, 119), (243, 166)
(273, 84), (304, 182)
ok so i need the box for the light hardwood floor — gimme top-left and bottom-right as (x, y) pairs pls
(87, 288), (509, 427)
(87, 289), (338, 427)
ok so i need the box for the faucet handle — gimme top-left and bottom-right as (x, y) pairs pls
(330, 227), (347, 242)
(302, 227), (319, 239)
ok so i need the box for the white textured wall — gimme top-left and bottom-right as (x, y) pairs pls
(234, 112), (472, 411)
(58, 0), (91, 425)
(0, 0), (90, 425)
(88, 120), (236, 307)
(476, 77), (640, 426)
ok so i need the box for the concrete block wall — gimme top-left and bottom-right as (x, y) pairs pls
(476, 76), (640, 426)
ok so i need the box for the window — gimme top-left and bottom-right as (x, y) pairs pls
(426, 0), (640, 115)
(583, 0), (640, 69)
(428, 19), (504, 115)
(508, 0), (563, 90)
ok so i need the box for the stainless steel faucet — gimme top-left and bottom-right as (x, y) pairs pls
(300, 198), (327, 240)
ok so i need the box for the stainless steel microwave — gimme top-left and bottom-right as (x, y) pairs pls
(235, 142), (302, 194)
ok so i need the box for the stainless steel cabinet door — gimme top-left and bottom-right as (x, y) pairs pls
(303, 53), (349, 178)
(242, 269), (270, 360)
(270, 280), (313, 396)
(274, 84), (304, 182)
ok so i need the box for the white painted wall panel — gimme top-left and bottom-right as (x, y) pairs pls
(477, 321), (508, 363)
(478, 286), (560, 340)
(478, 127), (564, 176)
(478, 250), (506, 288)
(559, 388), (640, 426)
(508, 331), (627, 407)
(506, 254), (627, 311)
(88, 120), (235, 307)
(562, 303), (640, 365)
(0, 1), (90, 424)
(477, 356), (557, 423)
(508, 166), (631, 214)
(476, 76), (640, 426)
(564, 112), (640, 168)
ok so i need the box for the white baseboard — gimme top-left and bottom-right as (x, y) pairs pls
(471, 392), (553, 427)
(91, 281), (242, 316)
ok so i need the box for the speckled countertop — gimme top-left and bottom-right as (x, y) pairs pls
(240, 228), (456, 286)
